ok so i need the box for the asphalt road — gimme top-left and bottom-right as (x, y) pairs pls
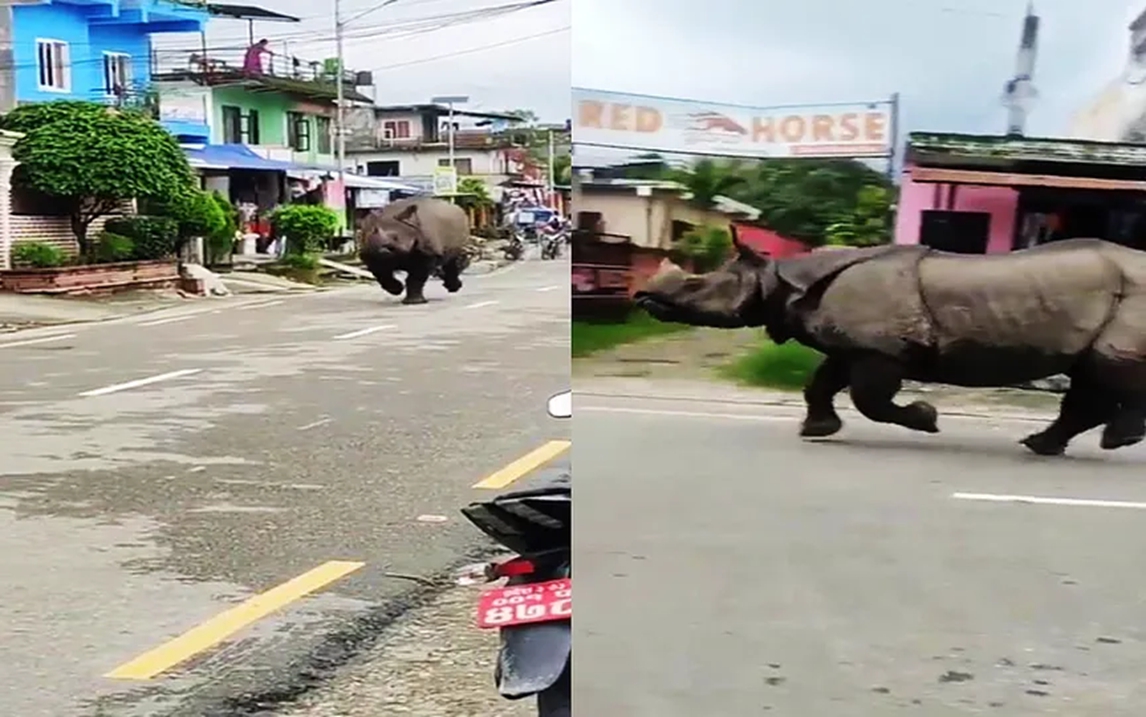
(574, 383), (1146, 716)
(0, 259), (569, 717)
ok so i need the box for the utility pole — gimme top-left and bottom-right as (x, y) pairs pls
(334, 0), (346, 179)
(1002, 1), (1039, 137)
(547, 127), (555, 208)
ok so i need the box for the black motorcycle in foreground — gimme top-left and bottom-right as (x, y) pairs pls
(458, 390), (571, 716)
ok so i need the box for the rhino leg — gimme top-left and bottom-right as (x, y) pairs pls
(441, 257), (464, 293)
(1100, 397), (1146, 450)
(363, 255), (404, 295)
(1021, 376), (1117, 456)
(800, 355), (849, 437)
(848, 355), (939, 433)
(402, 260), (430, 305)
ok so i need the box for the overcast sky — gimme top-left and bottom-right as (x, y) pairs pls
(154, 0), (570, 122)
(572, 0), (1142, 166)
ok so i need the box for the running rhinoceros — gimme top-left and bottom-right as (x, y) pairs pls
(634, 236), (1146, 456)
(357, 197), (472, 304)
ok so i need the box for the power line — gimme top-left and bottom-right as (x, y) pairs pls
(177, 0), (562, 49)
(0, 24), (567, 81)
(343, 0), (401, 26)
(367, 24), (568, 71)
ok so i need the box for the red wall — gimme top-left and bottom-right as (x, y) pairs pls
(732, 223), (808, 257)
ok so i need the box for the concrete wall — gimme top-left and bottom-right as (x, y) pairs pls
(893, 164), (1019, 254)
(211, 87), (335, 167)
(574, 190), (737, 251)
(351, 148), (502, 177)
(12, 3), (156, 103)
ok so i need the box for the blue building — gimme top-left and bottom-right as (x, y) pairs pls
(7, 0), (207, 123)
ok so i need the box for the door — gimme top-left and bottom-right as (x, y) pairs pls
(918, 210), (991, 254)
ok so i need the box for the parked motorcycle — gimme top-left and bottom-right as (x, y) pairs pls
(540, 231), (563, 260)
(503, 232), (525, 261)
(458, 390), (572, 717)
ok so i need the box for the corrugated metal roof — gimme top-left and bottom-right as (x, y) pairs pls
(907, 131), (1146, 167)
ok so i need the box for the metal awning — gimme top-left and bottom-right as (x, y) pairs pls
(909, 166), (1146, 192)
(182, 143), (299, 171)
(341, 174), (422, 192)
(205, 3), (300, 22)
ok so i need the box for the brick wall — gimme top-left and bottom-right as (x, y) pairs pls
(11, 202), (136, 256)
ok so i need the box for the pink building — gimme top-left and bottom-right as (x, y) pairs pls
(894, 132), (1146, 253)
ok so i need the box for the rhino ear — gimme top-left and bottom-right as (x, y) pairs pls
(395, 204), (418, 223)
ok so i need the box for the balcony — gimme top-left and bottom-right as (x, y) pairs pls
(150, 48), (373, 104)
(77, 0), (208, 33)
(348, 127), (554, 154)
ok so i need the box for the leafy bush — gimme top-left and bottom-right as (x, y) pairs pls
(104, 215), (179, 261)
(209, 191), (238, 249)
(94, 232), (135, 263)
(153, 188), (226, 245)
(11, 241), (66, 268)
(271, 204), (339, 254)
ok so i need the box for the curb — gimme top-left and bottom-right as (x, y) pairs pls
(574, 389), (1057, 424)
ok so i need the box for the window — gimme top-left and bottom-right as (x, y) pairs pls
(243, 109), (260, 144)
(102, 52), (132, 96)
(222, 106), (260, 144)
(221, 105), (243, 143)
(381, 120), (410, 139)
(287, 112), (311, 152)
(316, 116), (332, 154)
(36, 39), (69, 92)
(366, 160), (400, 177)
(438, 157), (473, 175)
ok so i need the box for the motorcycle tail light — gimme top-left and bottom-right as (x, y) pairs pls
(492, 557), (535, 578)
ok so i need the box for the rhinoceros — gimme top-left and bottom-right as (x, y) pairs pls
(634, 235), (1146, 455)
(357, 197), (472, 304)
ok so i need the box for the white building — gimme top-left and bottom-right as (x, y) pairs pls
(343, 104), (544, 193)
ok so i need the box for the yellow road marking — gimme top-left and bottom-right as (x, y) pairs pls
(105, 560), (365, 680)
(473, 440), (571, 489)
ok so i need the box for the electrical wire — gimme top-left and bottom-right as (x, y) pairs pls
(3, 24), (567, 77)
(159, 0), (562, 51)
(366, 25), (567, 71)
(4, 0), (564, 86)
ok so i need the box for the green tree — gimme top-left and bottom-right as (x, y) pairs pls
(824, 184), (894, 247)
(676, 224), (733, 272)
(499, 108), (571, 186)
(668, 158), (745, 208)
(456, 176), (494, 209)
(0, 101), (196, 257)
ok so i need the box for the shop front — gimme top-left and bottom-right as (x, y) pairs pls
(894, 132), (1146, 254)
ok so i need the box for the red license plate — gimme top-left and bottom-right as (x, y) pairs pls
(476, 578), (571, 629)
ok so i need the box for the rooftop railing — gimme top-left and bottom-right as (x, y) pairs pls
(150, 48), (369, 87)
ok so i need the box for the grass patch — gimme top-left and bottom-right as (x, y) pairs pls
(720, 339), (823, 390)
(572, 308), (692, 358)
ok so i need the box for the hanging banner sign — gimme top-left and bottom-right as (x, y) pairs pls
(572, 87), (895, 159)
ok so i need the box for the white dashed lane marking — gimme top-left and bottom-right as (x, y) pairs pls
(78, 368), (203, 397)
(333, 325), (394, 340)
